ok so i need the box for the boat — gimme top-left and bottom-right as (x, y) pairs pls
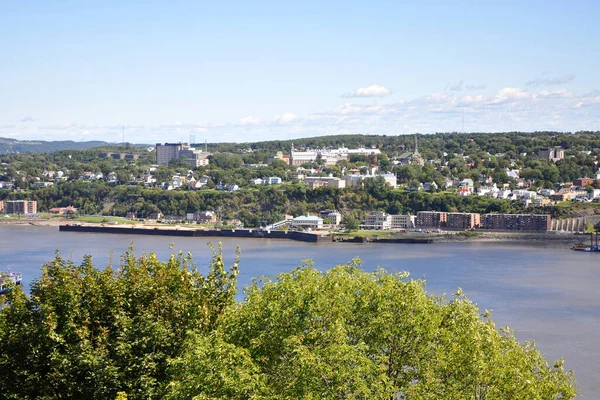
(572, 233), (600, 252)
(0, 270), (22, 294)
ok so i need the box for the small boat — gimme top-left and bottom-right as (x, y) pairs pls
(0, 270), (22, 294)
(572, 232), (600, 252)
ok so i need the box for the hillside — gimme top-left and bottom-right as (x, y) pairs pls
(0, 137), (111, 154)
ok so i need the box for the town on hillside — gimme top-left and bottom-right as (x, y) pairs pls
(2, 132), (600, 234)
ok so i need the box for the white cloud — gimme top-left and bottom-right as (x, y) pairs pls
(8, 85), (600, 143)
(238, 116), (262, 126)
(20, 116), (34, 122)
(342, 84), (392, 98)
(273, 112), (297, 124)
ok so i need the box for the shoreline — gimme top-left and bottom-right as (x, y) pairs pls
(0, 217), (588, 247)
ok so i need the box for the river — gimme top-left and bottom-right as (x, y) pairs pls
(1, 225), (598, 397)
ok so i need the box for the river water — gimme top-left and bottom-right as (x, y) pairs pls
(1, 225), (598, 397)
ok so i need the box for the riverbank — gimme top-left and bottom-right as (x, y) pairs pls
(0, 216), (588, 247)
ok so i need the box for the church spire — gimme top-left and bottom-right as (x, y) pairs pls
(414, 134), (418, 154)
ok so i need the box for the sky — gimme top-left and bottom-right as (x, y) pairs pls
(1, 0), (600, 144)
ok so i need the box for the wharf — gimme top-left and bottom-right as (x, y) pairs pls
(59, 224), (329, 243)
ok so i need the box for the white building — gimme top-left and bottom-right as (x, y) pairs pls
(319, 210), (342, 225)
(304, 176), (346, 189)
(267, 176), (283, 185)
(361, 212), (391, 230)
(344, 173), (397, 189)
(289, 215), (323, 230)
(390, 214), (415, 229)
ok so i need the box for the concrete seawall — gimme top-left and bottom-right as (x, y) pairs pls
(58, 225), (328, 243)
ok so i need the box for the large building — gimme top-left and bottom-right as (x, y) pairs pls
(390, 214), (415, 229)
(361, 212), (391, 230)
(289, 215), (324, 230)
(344, 173), (397, 189)
(483, 214), (551, 231)
(447, 212), (481, 230)
(538, 147), (565, 162)
(289, 145), (381, 166)
(156, 143), (210, 167)
(1, 200), (37, 214)
(319, 210), (342, 225)
(361, 212), (414, 230)
(304, 177), (346, 189)
(416, 211), (448, 228)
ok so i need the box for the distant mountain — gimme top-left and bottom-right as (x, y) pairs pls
(0, 137), (113, 154)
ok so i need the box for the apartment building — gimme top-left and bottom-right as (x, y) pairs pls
(2, 200), (37, 214)
(416, 211), (448, 228)
(156, 143), (210, 167)
(538, 147), (565, 162)
(483, 214), (551, 231)
(447, 213), (481, 230)
(390, 214), (415, 229)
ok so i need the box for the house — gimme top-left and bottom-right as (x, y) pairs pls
(573, 178), (595, 187)
(194, 211), (217, 223)
(423, 182), (438, 192)
(32, 181), (54, 188)
(49, 205), (78, 214)
(249, 178), (264, 185)
(267, 176), (283, 185)
(227, 184), (239, 192)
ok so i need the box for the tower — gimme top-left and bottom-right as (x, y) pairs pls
(414, 134), (418, 154)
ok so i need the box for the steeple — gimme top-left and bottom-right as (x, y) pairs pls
(414, 134), (418, 154)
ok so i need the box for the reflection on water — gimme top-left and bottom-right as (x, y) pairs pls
(1, 225), (598, 397)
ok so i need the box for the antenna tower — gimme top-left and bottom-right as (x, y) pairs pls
(190, 134), (196, 145)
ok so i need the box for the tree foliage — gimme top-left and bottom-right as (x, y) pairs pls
(0, 245), (239, 399)
(0, 251), (578, 399)
(169, 261), (577, 400)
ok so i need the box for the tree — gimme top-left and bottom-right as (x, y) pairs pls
(0, 245), (239, 400)
(168, 262), (577, 400)
(342, 214), (360, 231)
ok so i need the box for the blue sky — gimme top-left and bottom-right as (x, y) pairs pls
(1, 0), (600, 143)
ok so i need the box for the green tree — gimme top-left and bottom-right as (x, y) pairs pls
(168, 262), (576, 400)
(0, 245), (239, 400)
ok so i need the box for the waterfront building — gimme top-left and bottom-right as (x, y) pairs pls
(361, 212), (391, 230)
(48, 205), (77, 214)
(483, 213), (551, 231)
(447, 213), (481, 230)
(193, 211), (217, 223)
(390, 214), (415, 229)
(289, 215), (323, 230)
(319, 210), (342, 225)
(416, 211), (448, 228)
(2, 200), (37, 214)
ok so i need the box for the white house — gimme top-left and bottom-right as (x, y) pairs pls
(267, 176), (283, 185)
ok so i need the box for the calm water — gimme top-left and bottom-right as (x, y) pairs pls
(1, 225), (599, 397)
